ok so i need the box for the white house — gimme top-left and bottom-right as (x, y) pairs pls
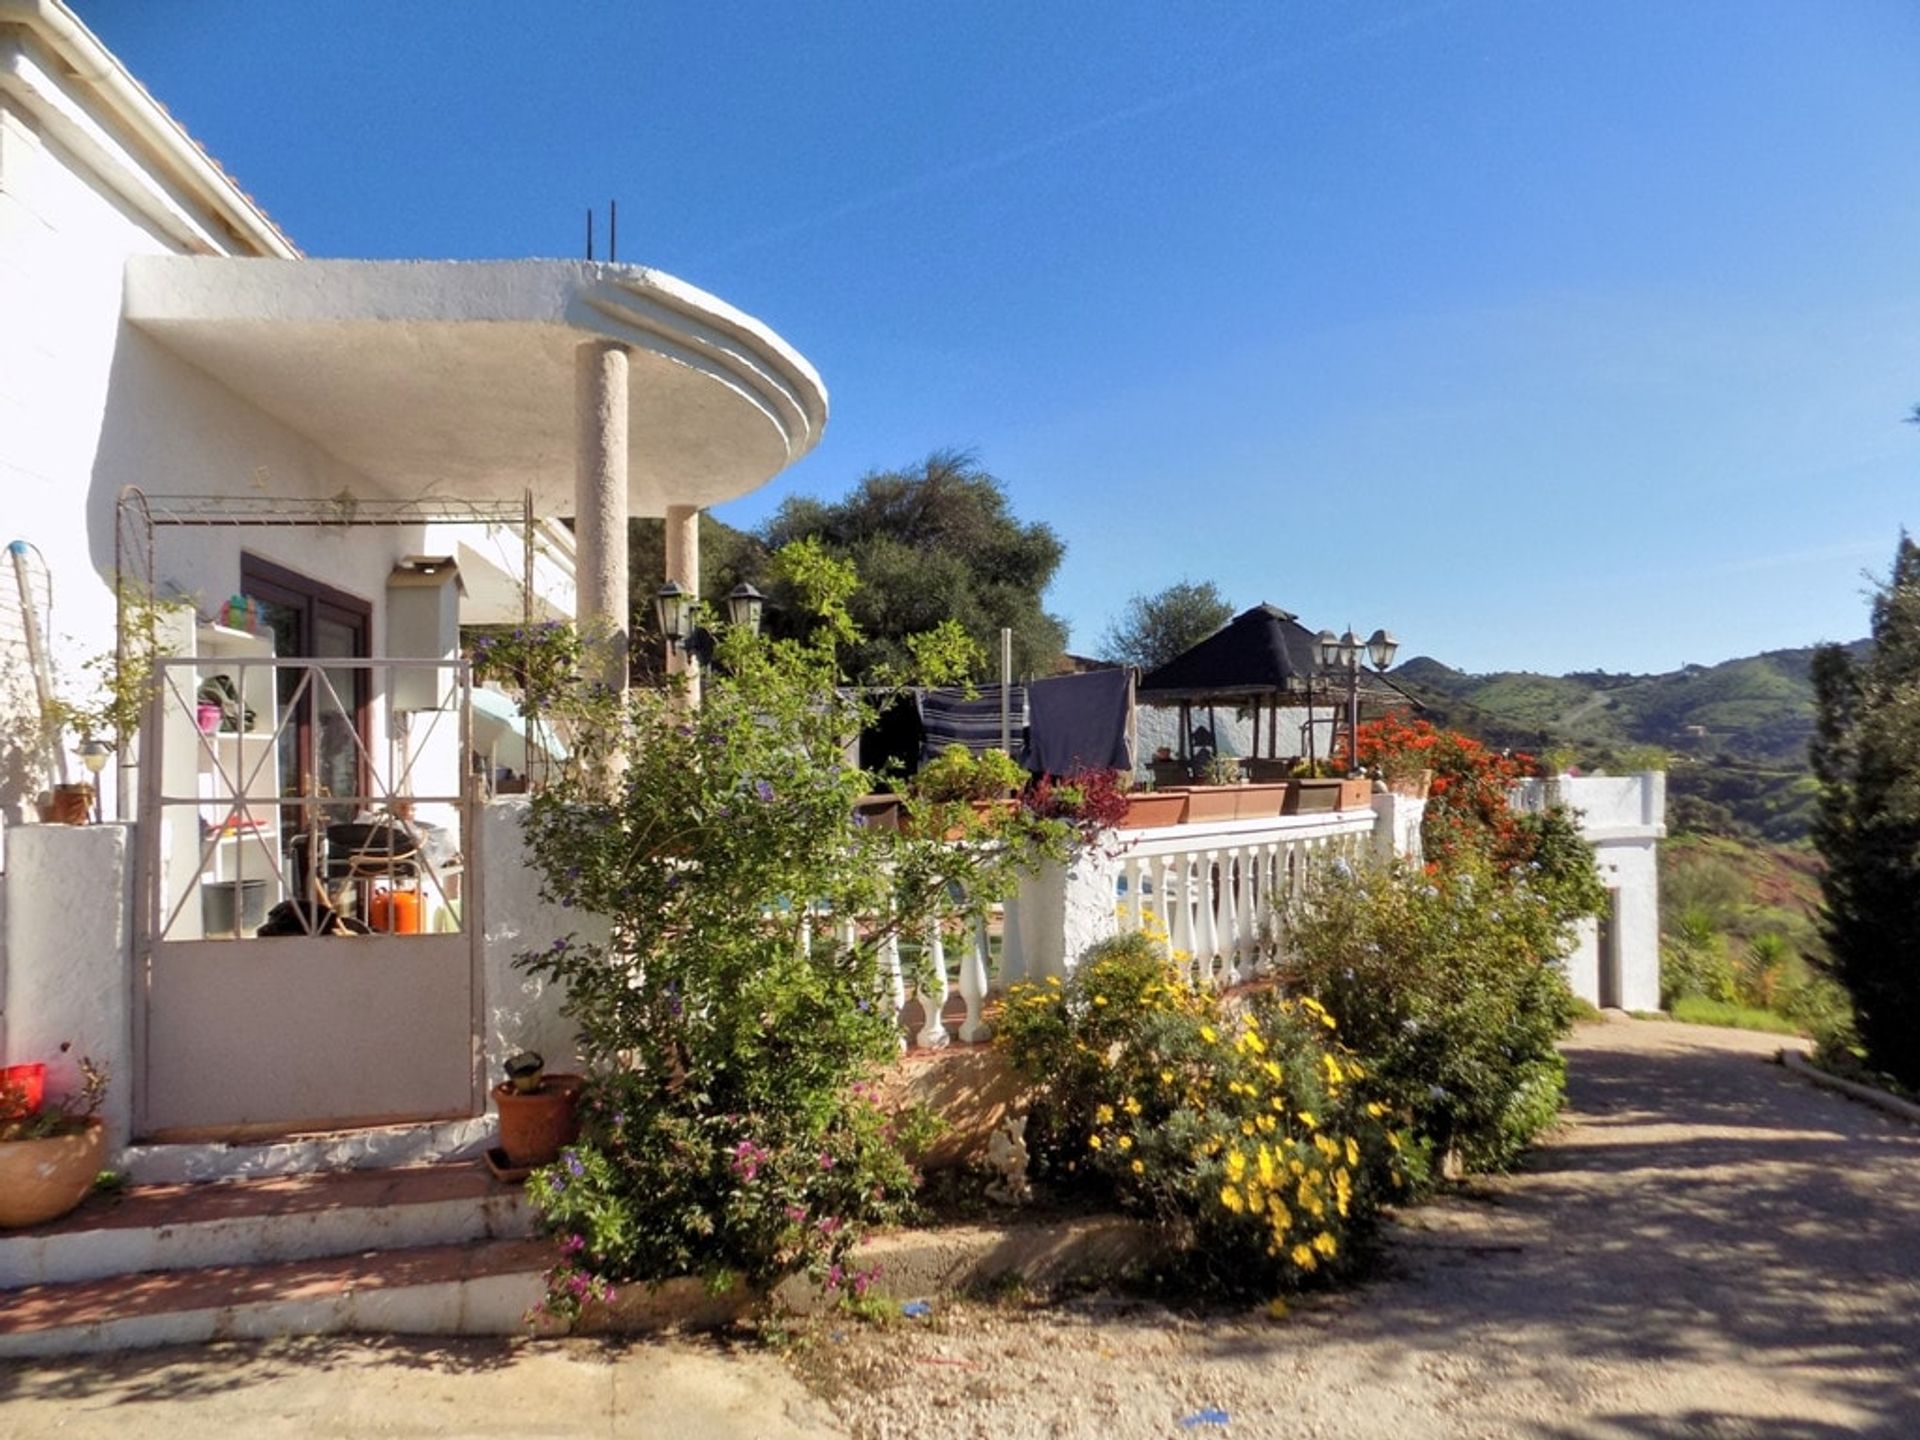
(0, 0), (825, 1169)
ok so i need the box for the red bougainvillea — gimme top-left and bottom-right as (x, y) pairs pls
(1345, 716), (1537, 872)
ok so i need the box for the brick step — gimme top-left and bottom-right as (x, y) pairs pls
(0, 1160), (532, 1289)
(0, 1235), (555, 1359)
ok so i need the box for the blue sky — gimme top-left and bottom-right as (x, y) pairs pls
(79, 1), (1919, 674)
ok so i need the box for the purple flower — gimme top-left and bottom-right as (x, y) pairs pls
(565, 1152), (585, 1178)
(754, 779), (775, 802)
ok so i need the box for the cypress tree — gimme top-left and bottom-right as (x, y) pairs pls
(1810, 533), (1920, 1086)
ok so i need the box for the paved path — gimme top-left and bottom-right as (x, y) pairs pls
(3, 1018), (1916, 1438)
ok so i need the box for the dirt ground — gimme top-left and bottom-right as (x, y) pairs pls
(810, 1017), (1920, 1440)
(3, 1017), (1916, 1439)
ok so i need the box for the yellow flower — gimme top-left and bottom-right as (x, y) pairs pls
(1241, 1121), (1256, 1136)
(1344, 1137), (1359, 1167)
(1297, 1110), (1317, 1129)
(1220, 1184), (1245, 1214)
(1266, 1299), (1289, 1321)
(1268, 1201), (1292, 1232)
(1131, 1158), (1145, 1175)
(1095, 1104), (1114, 1125)
(1257, 1147), (1278, 1186)
(1263, 1060), (1284, 1082)
(1243, 1030), (1266, 1056)
(1257, 1115), (1276, 1133)
(1365, 1101), (1385, 1118)
(1322, 1053), (1344, 1085)
(1093, 995), (1109, 1007)
(1046, 976), (1062, 986)
(1312, 1231), (1338, 1258)
(1291, 1243), (1318, 1272)
(1200, 1025), (1217, 1044)
(1117, 1135), (1134, 1152)
(1088, 1135), (1103, 1150)
(1123, 1096), (1142, 1116)
(1159, 1070), (1175, 1086)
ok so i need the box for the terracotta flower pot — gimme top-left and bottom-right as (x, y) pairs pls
(0, 1118), (107, 1228)
(42, 784), (94, 825)
(1387, 768), (1433, 799)
(1333, 778), (1375, 811)
(1282, 779), (1342, 814)
(492, 1074), (584, 1168)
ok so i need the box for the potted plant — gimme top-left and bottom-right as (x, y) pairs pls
(30, 583), (183, 824)
(909, 744), (1030, 837)
(0, 1047), (109, 1228)
(491, 1051), (584, 1172)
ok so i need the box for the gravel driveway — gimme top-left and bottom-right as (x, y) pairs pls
(816, 1017), (1920, 1440)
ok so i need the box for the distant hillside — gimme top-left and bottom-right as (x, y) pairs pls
(1392, 641), (1868, 764)
(1390, 641), (1870, 842)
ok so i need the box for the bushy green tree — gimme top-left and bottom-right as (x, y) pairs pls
(759, 451), (1067, 682)
(1810, 533), (1920, 1085)
(1099, 580), (1233, 671)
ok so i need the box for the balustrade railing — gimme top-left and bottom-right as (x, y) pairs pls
(1105, 812), (1376, 987)
(850, 808), (1384, 1051)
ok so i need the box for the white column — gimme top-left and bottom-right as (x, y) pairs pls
(574, 340), (630, 695)
(664, 503), (700, 706)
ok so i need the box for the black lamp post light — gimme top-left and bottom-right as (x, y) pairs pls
(653, 580), (768, 669)
(1316, 626), (1398, 773)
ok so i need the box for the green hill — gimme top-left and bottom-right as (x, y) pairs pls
(1389, 641), (1869, 841)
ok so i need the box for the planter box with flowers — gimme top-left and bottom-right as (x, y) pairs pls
(1, 1048), (109, 1229)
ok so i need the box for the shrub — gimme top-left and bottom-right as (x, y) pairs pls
(516, 543), (1067, 1318)
(997, 932), (1423, 1297)
(1286, 857), (1583, 1172)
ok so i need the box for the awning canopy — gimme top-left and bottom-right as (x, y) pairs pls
(123, 258), (828, 517)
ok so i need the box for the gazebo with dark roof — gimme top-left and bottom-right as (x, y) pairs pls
(1137, 603), (1410, 765)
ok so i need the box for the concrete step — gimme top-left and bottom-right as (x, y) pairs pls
(0, 1160), (532, 1288)
(0, 1236), (554, 1359)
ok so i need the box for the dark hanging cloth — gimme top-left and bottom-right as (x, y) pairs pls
(919, 684), (1027, 760)
(1026, 667), (1135, 777)
(858, 691), (925, 788)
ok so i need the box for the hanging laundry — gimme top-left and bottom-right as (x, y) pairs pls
(1026, 667), (1134, 777)
(918, 684), (1027, 761)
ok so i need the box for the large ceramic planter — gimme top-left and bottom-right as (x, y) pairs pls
(1178, 786), (1239, 823)
(0, 1119), (107, 1228)
(1117, 791), (1187, 828)
(492, 1075), (584, 1168)
(1283, 779), (1342, 814)
(1233, 782), (1290, 820)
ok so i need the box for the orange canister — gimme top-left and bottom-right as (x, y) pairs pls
(370, 887), (422, 934)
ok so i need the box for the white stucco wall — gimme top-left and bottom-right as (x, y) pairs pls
(477, 798), (591, 1085)
(0, 822), (134, 1155)
(1514, 773), (1666, 1011)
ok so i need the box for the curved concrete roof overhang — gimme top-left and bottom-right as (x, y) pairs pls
(122, 257), (829, 515)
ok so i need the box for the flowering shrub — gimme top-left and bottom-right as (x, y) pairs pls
(1022, 767), (1132, 839)
(515, 541), (1068, 1316)
(1286, 855), (1589, 1172)
(996, 931), (1422, 1296)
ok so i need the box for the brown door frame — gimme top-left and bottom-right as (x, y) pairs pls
(240, 554), (372, 807)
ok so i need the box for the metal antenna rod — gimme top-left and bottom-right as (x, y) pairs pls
(585, 207), (594, 261)
(609, 199), (617, 262)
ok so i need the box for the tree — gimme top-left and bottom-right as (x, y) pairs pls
(1099, 580), (1232, 671)
(1810, 532), (1920, 1086)
(757, 451), (1067, 683)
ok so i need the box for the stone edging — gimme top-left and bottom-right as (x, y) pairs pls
(1779, 1049), (1920, 1126)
